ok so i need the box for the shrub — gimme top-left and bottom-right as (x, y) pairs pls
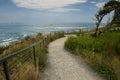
(94, 64), (117, 80)
(24, 36), (31, 40)
(65, 37), (78, 50)
(65, 30), (120, 80)
(36, 33), (42, 39)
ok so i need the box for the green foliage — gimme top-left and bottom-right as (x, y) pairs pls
(93, 63), (117, 80)
(36, 33), (42, 39)
(95, 0), (120, 37)
(24, 36), (31, 40)
(49, 31), (65, 41)
(75, 30), (83, 36)
(116, 44), (120, 55)
(38, 48), (47, 71)
(65, 31), (120, 80)
(65, 31), (120, 55)
(65, 37), (78, 50)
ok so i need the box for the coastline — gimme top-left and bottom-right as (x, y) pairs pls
(0, 31), (65, 57)
(0, 23), (103, 47)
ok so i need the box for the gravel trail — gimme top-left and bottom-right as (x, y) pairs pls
(41, 37), (103, 80)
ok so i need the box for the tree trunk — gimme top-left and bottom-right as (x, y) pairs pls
(95, 15), (105, 37)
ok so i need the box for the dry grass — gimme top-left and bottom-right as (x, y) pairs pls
(0, 64), (40, 80)
(0, 32), (65, 80)
(11, 64), (39, 80)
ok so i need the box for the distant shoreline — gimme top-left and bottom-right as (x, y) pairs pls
(0, 23), (105, 47)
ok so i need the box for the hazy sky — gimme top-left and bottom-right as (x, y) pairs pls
(0, 0), (108, 24)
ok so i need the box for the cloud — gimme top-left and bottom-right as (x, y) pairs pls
(51, 8), (80, 12)
(12, 0), (87, 12)
(95, 2), (105, 8)
(90, 1), (96, 4)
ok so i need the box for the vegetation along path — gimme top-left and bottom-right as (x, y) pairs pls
(41, 36), (103, 80)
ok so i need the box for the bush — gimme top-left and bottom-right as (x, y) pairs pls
(94, 64), (117, 80)
(24, 36), (31, 40)
(36, 33), (42, 39)
(65, 31), (120, 80)
(65, 37), (78, 50)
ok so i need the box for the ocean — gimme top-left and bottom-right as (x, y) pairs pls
(0, 23), (104, 46)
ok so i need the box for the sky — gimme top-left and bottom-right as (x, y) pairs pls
(0, 0), (109, 24)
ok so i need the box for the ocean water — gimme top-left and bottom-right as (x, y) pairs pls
(0, 23), (104, 46)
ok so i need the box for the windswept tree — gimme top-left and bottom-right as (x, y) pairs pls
(110, 0), (120, 26)
(95, 0), (120, 37)
(95, 9), (108, 37)
(104, 0), (120, 26)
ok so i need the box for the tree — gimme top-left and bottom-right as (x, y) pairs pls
(95, 0), (120, 37)
(95, 12), (106, 37)
(104, 0), (120, 26)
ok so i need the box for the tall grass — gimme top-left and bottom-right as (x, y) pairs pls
(11, 64), (39, 80)
(65, 31), (120, 80)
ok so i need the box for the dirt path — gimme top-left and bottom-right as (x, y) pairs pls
(40, 37), (103, 80)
